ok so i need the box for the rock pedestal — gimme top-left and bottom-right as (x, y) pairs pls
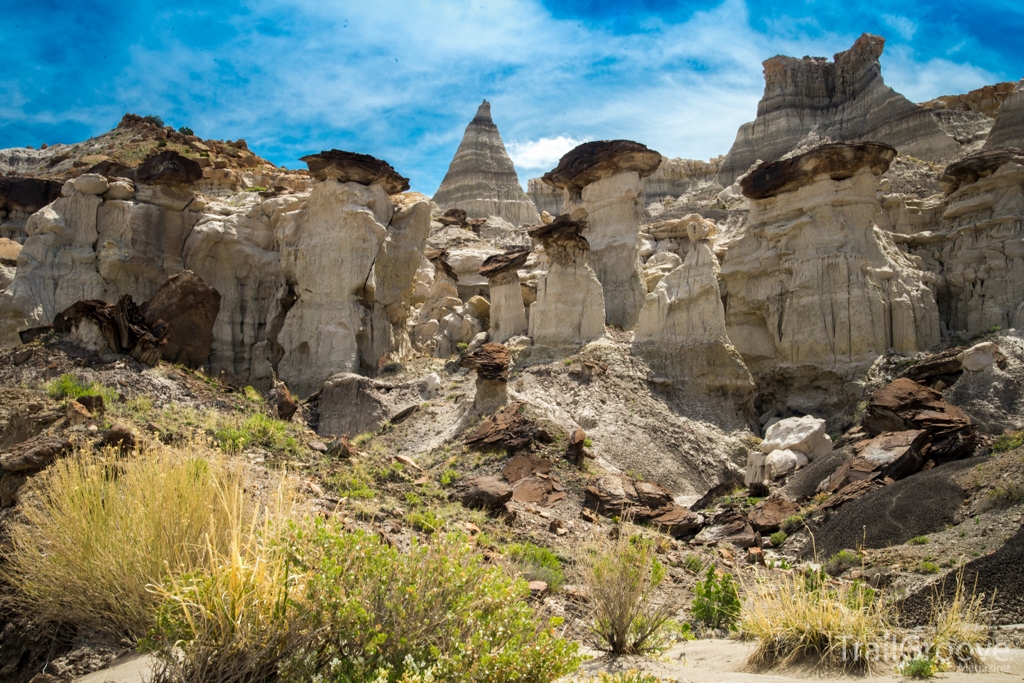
(526, 216), (605, 348)
(985, 79), (1024, 150)
(479, 246), (529, 343)
(721, 142), (940, 417)
(542, 140), (662, 329)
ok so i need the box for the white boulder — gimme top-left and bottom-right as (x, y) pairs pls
(760, 415), (831, 459)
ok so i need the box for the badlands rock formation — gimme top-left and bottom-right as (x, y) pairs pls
(721, 142), (941, 417)
(526, 216), (605, 348)
(985, 80), (1024, 150)
(633, 214), (754, 404)
(543, 140), (662, 329)
(0, 177), (62, 242)
(718, 34), (960, 185)
(432, 100), (540, 226)
(479, 246), (530, 343)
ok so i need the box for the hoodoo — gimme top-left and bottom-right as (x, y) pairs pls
(432, 100), (541, 226)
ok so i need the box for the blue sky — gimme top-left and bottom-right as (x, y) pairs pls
(2, 1), (1022, 194)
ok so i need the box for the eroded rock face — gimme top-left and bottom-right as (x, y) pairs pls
(721, 143), (940, 417)
(275, 180), (391, 396)
(634, 214), (753, 404)
(141, 270), (221, 368)
(432, 100), (540, 226)
(985, 80), (1024, 150)
(527, 217), (605, 348)
(300, 150), (410, 194)
(0, 177), (62, 242)
(741, 142), (897, 199)
(718, 33), (959, 185)
(135, 151), (203, 186)
(542, 140), (662, 195)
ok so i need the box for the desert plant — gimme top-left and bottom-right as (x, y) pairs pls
(214, 412), (300, 456)
(899, 655), (939, 679)
(282, 522), (581, 682)
(406, 508), (445, 534)
(909, 536), (930, 545)
(825, 549), (861, 575)
(142, 114), (165, 127)
(991, 429), (1024, 453)
(980, 482), (1024, 511)
(691, 564), (741, 631)
(46, 372), (119, 404)
(440, 468), (460, 486)
(506, 542), (565, 591)
(352, 430), (375, 448)
(918, 561), (940, 574)
(580, 671), (669, 683)
(927, 568), (989, 670)
(770, 530), (788, 546)
(2, 448), (259, 642)
(682, 553), (704, 574)
(780, 514), (804, 533)
(577, 529), (679, 654)
(742, 568), (895, 672)
(178, 125), (194, 135)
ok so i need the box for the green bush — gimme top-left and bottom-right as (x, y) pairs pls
(682, 553), (704, 574)
(982, 482), (1024, 511)
(281, 522), (581, 682)
(909, 536), (930, 545)
(214, 412), (300, 456)
(825, 549), (861, 575)
(691, 564), (741, 631)
(142, 114), (164, 127)
(769, 530), (788, 546)
(991, 429), (1024, 453)
(440, 468), (460, 486)
(780, 514), (804, 533)
(178, 126), (194, 136)
(506, 542), (565, 591)
(406, 508), (445, 534)
(47, 373), (118, 405)
(899, 655), (939, 678)
(918, 561), (941, 574)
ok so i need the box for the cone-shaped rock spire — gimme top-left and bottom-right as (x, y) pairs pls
(432, 100), (540, 226)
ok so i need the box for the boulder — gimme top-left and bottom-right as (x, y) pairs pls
(458, 342), (510, 381)
(0, 435), (72, 473)
(72, 174), (109, 196)
(584, 474), (702, 537)
(455, 476), (513, 510)
(693, 509), (760, 548)
(760, 415), (831, 458)
(141, 270), (221, 368)
(821, 429), (928, 494)
(267, 382), (298, 421)
(502, 454), (552, 483)
(862, 378), (976, 463)
(748, 497), (800, 533)
(65, 400), (92, 426)
(464, 402), (537, 453)
(511, 476), (566, 507)
(299, 150), (409, 194)
(432, 101), (540, 226)
(765, 448), (807, 478)
(135, 150), (203, 186)
(958, 341), (1000, 372)
(939, 147), (1024, 194)
(317, 373), (424, 438)
(100, 424), (136, 454)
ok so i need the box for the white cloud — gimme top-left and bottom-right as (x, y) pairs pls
(883, 45), (998, 102)
(881, 14), (918, 41)
(507, 136), (589, 174)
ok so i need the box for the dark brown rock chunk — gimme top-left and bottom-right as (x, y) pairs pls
(511, 477), (566, 507)
(300, 150), (410, 194)
(464, 402), (536, 452)
(584, 474), (701, 537)
(542, 140), (662, 192)
(822, 430), (927, 493)
(76, 394), (106, 416)
(100, 424), (137, 455)
(693, 509), (761, 548)
(267, 382), (298, 421)
(54, 296), (167, 366)
(863, 377), (975, 463)
(565, 427), (593, 465)
(741, 142), (897, 199)
(527, 214), (589, 249)
(86, 159), (135, 181)
(502, 454), (551, 484)
(135, 150), (202, 186)
(939, 147), (1024, 194)
(455, 476), (513, 510)
(0, 435), (72, 473)
(458, 342), (510, 381)
(898, 347), (964, 389)
(141, 270), (221, 368)
(747, 497), (800, 533)
(424, 248), (459, 282)
(437, 208), (468, 226)
(479, 246), (530, 279)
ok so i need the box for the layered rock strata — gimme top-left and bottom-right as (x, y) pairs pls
(633, 214), (754, 405)
(479, 246), (530, 343)
(985, 80), (1024, 150)
(527, 216), (605, 348)
(721, 142), (941, 417)
(718, 33), (959, 185)
(543, 140), (662, 329)
(432, 100), (540, 226)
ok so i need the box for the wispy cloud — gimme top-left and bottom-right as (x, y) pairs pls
(507, 136), (590, 176)
(881, 14), (917, 41)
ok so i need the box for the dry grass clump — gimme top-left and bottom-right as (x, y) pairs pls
(575, 523), (681, 655)
(1, 442), (275, 643)
(926, 569), (990, 670)
(742, 569), (895, 672)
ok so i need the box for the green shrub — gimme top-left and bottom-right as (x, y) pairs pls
(244, 186), (267, 192)
(769, 530), (787, 546)
(156, 140), (168, 147)
(578, 531), (679, 654)
(691, 564), (741, 631)
(580, 671), (669, 683)
(918, 561), (941, 574)
(981, 482), (1024, 511)
(142, 114), (164, 127)
(214, 412), (300, 456)
(2, 449), (256, 642)
(352, 431), (375, 448)
(991, 429), (1024, 453)
(406, 508), (445, 534)
(909, 535), (930, 545)
(281, 522), (581, 682)
(899, 655), (939, 678)
(440, 468), (461, 486)
(682, 553), (704, 574)
(47, 373), (118, 405)
(178, 126), (194, 136)
(825, 549), (861, 575)
(506, 542), (565, 591)
(780, 514), (804, 533)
